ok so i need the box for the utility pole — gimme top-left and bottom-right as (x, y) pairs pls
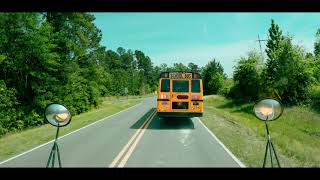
(256, 34), (267, 65)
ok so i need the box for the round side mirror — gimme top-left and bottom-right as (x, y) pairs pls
(45, 103), (71, 127)
(253, 98), (283, 121)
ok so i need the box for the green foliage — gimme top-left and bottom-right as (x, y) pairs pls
(158, 62), (201, 73)
(188, 62), (200, 73)
(262, 21), (312, 105)
(0, 80), (19, 136)
(309, 85), (320, 111)
(219, 78), (234, 97)
(202, 59), (225, 95)
(266, 19), (285, 63)
(226, 19), (314, 105)
(230, 51), (261, 101)
(0, 54), (5, 63)
(0, 13), (165, 137)
(311, 57), (320, 83)
(159, 63), (169, 72)
(62, 72), (91, 114)
(23, 110), (43, 128)
(173, 63), (189, 71)
(263, 35), (312, 105)
(314, 29), (320, 57)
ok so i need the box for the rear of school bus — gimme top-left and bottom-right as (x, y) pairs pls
(157, 72), (203, 118)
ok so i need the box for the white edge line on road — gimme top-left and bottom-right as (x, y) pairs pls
(196, 117), (246, 168)
(0, 102), (142, 165)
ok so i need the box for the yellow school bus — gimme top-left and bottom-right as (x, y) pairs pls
(157, 71), (203, 118)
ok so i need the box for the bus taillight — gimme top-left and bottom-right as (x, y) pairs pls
(158, 94), (170, 101)
(192, 95), (200, 100)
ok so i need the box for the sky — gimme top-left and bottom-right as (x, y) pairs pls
(93, 13), (320, 77)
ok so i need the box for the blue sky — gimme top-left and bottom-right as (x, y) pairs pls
(93, 13), (320, 77)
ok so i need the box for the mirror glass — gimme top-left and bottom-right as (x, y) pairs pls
(253, 99), (283, 121)
(45, 104), (71, 127)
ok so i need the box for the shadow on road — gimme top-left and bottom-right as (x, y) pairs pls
(130, 109), (195, 130)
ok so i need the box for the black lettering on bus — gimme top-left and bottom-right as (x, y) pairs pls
(185, 74), (192, 79)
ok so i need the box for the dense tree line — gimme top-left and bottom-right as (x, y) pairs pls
(0, 13), (204, 137)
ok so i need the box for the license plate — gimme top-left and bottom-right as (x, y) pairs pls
(162, 102), (168, 105)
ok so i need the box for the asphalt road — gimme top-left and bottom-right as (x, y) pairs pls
(0, 97), (244, 167)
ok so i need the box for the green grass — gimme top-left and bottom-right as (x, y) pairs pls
(200, 95), (320, 167)
(0, 97), (141, 162)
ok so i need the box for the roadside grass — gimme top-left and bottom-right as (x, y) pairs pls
(201, 95), (320, 167)
(0, 97), (141, 162)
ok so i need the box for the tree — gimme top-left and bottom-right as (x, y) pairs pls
(266, 19), (285, 62)
(116, 47), (134, 70)
(0, 12), (117, 133)
(173, 62), (189, 71)
(262, 20), (312, 104)
(202, 59), (225, 95)
(312, 29), (320, 83)
(0, 80), (20, 135)
(188, 62), (200, 73)
(110, 69), (130, 96)
(314, 29), (320, 57)
(135, 50), (152, 74)
(151, 66), (161, 92)
(135, 50), (153, 89)
(159, 63), (169, 72)
(312, 58), (320, 83)
(0, 12), (203, 136)
(230, 51), (261, 101)
(104, 50), (122, 69)
(0, 13), (63, 127)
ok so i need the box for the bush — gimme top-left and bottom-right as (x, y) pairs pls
(310, 85), (320, 111)
(202, 59), (225, 95)
(231, 51), (261, 101)
(311, 58), (320, 83)
(23, 110), (42, 128)
(0, 80), (18, 136)
(219, 79), (234, 97)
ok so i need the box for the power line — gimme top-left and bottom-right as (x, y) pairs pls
(256, 34), (267, 65)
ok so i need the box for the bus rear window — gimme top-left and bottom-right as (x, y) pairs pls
(172, 80), (189, 92)
(161, 79), (170, 92)
(192, 80), (200, 93)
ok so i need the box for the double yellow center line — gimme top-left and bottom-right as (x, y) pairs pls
(109, 109), (157, 167)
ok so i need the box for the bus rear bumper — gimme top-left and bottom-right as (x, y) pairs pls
(157, 112), (203, 118)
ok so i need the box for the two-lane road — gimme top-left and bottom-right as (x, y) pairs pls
(0, 97), (244, 167)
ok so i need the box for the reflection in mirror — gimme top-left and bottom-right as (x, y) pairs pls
(45, 104), (71, 127)
(253, 98), (283, 121)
